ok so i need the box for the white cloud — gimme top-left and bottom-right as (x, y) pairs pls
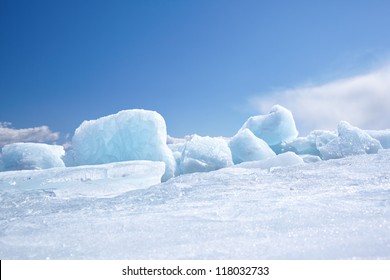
(251, 66), (390, 135)
(0, 123), (60, 147)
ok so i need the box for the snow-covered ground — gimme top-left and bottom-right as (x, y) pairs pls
(1, 150), (389, 259)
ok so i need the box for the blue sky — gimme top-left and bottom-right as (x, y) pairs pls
(1, 0), (390, 143)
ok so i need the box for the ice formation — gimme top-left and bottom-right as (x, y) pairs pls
(0, 160), (165, 197)
(319, 121), (383, 160)
(2, 104), (390, 260)
(228, 128), (276, 164)
(235, 151), (304, 170)
(1, 143), (65, 171)
(69, 109), (175, 181)
(240, 104), (298, 146)
(179, 135), (233, 174)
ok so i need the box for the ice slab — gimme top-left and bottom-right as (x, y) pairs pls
(69, 109), (175, 181)
(1, 143), (65, 171)
(0, 160), (165, 197)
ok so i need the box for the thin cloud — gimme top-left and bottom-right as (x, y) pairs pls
(0, 123), (60, 147)
(251, 66), (390, 135)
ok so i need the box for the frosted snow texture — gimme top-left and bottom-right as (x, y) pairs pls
(235, 151), (304, 170)
(0, 160), (165, 198)
(69, 109), (175, 181)
(229, 128), (275, 164)
(240, 104), (298, 146)
(319, 121), (383, 160)
(179, 135), (233, 174)
(1, 143), (65, 171)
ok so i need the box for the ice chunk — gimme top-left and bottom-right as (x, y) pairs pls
(280, 135), (318, 156)
(168, 142), (187, 155)
(180, 135), (233, 174)
(235, 152), (304, 170)
(0, 160), (165, 197)
(319, 121), (383, 160)
(1, 143), (65, 171)
(0, 154), (4, 171)
(229, 128), (275, 164)
(280, 130), (337, 156)
(240, 105), (298, 146)
(366, 129), (390, 149)
(315, 130), (338, 150)
(168, 142), (187, 176)
(300, 154), (322, 163)
(69, 109), (175, 181)
(337, 122), (383, 155)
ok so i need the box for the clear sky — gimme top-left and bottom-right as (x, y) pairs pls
(1, 0), (390, 144)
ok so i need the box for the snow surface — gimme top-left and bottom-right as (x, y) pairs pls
(240, 104), (298, 146)
(0, 160), (165, 198)
(68, 109), (175, 181)
(1, 151), (390, 259)
(229, 128), (276, 164)
(1, 143), (65, 171)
